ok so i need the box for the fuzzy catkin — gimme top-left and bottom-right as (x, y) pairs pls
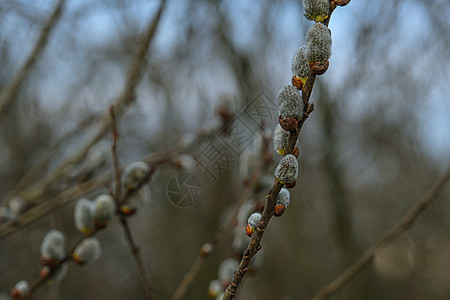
(123, 161), (150, 191)
(291, 45), (310, 81)
(273, 124), (290, 155)
(303, 0), (329, 22)
(74, 198), (94, 235)
(247, 212), (262, 229)
(276, 188), (291, 207)
(274, 154), (298, 184)
(73, 237), (101, 264)
(93, 194), (116, 226)
(277, 85), (304, 120)
(40, 229), (65, 262)
(306, 23), (332, 63)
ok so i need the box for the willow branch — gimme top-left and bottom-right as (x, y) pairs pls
(222, 4), (340, 299)
(0, 0), (66, 114)
(18, 0), (167, 204)
(171, 186), (254, 300)
(310, 166), (450, 300)
(109, 104), (154, 299)
(120, 216), (155, 299)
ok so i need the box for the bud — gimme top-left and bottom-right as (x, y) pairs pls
(200, 243), (214, 257)
(207, 279), (222, 299)
(306, 23), (332, 64)
(122, 161), (151, 191)
(120, 185), (151, 216)
(274, 154), (298, 185)
(93, 194), (116, 228)
(40, 229), (65, 266)
(291, 45), (309, 89)
(273, 124), (290, 156)
(274, 188), (291, 217)
(216, 293), (225, 300)
(74, 198), (94, 235)
(41, 264), (68, 285)
(277, 85), (304, 131)
(218, 258), (239, 286)
(73, 237), (101, 265)
(8, 196), (26, 220)
(239, 150), (261, 184)
(303, 0), (329, 22)
(246, 212), (262, 237)
(215, 94), (239, 124)
(172, 154), (196, 171)
(11, 280), (29, 299)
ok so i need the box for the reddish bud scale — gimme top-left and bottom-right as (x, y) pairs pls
(292, 76), (304, 89)
(246, 224), (254, 237)
(274, 204), (286, 217)
(279, 115), (299, 132)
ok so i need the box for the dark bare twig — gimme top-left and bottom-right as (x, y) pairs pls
(310, 166), (450, 300)
(0, 0), (66, 114)
(120, 216), (155, 299)
(109, 104), (155, 300)
(109, 106), (122, 203)
(16, 0), (167, 205)
(171, 186), (254, 300)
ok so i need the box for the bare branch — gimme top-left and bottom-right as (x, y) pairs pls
(0, 0), (66, 114)
(310, 166), (450, 300)
(17, 0), (167, 205)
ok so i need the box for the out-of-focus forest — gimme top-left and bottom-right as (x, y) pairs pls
(0, 0), (450, 299)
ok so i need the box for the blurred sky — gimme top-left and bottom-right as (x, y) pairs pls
(0, 0), (449, 162)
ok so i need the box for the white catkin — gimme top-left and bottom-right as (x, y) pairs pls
(218, 258), (239, 285)
(122, 161), (150, 190)
(306, 23), (332, 63)
(291, 45), (310, 79)
(73, 237), (101, 264)
(247, 212), (262, 229)
(93, 194), (116, 225)
(273, 124), (291, 155)
(123, 185), (151, 214)
(303, 0), (329, 22)
(277, 85), (304, 119)
(276, 188), (291, 207)
(40, 229), (65, 261)
(74, 198), (94, 234)
(274, 154), (299, 184)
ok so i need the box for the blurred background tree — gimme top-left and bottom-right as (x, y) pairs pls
(0, 0), (449, 299)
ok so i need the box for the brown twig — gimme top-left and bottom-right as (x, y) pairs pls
(109, 102), (155, 299)
(1, 114), (97, 206)
(222, 3), (340, 299)
(16, 0), (167, 205)
(310, 166), (450, 300)
(109, 106), (122, 203)
(120, 216), (155, 299)
(0, 0), (66, 114)
(171, 186), (254, 300)
(0, 174), (109, 239)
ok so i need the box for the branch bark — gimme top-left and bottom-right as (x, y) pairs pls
(16, 0), (167, 205)
(0, 0), (66, 114)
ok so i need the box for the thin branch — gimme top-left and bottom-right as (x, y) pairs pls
(171, 186), (254, 300)
(17, 0), (167, 204)
(1, 114), (97, 206)
(0, 174), (109, 239)
(310, 166), (450, 300)
(120, 216), (155, 299)
(109, 106), (122, 203)
(0, 0), (66, 114)
(222, 4), (339, 299)
(109, 103), (154, 299)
